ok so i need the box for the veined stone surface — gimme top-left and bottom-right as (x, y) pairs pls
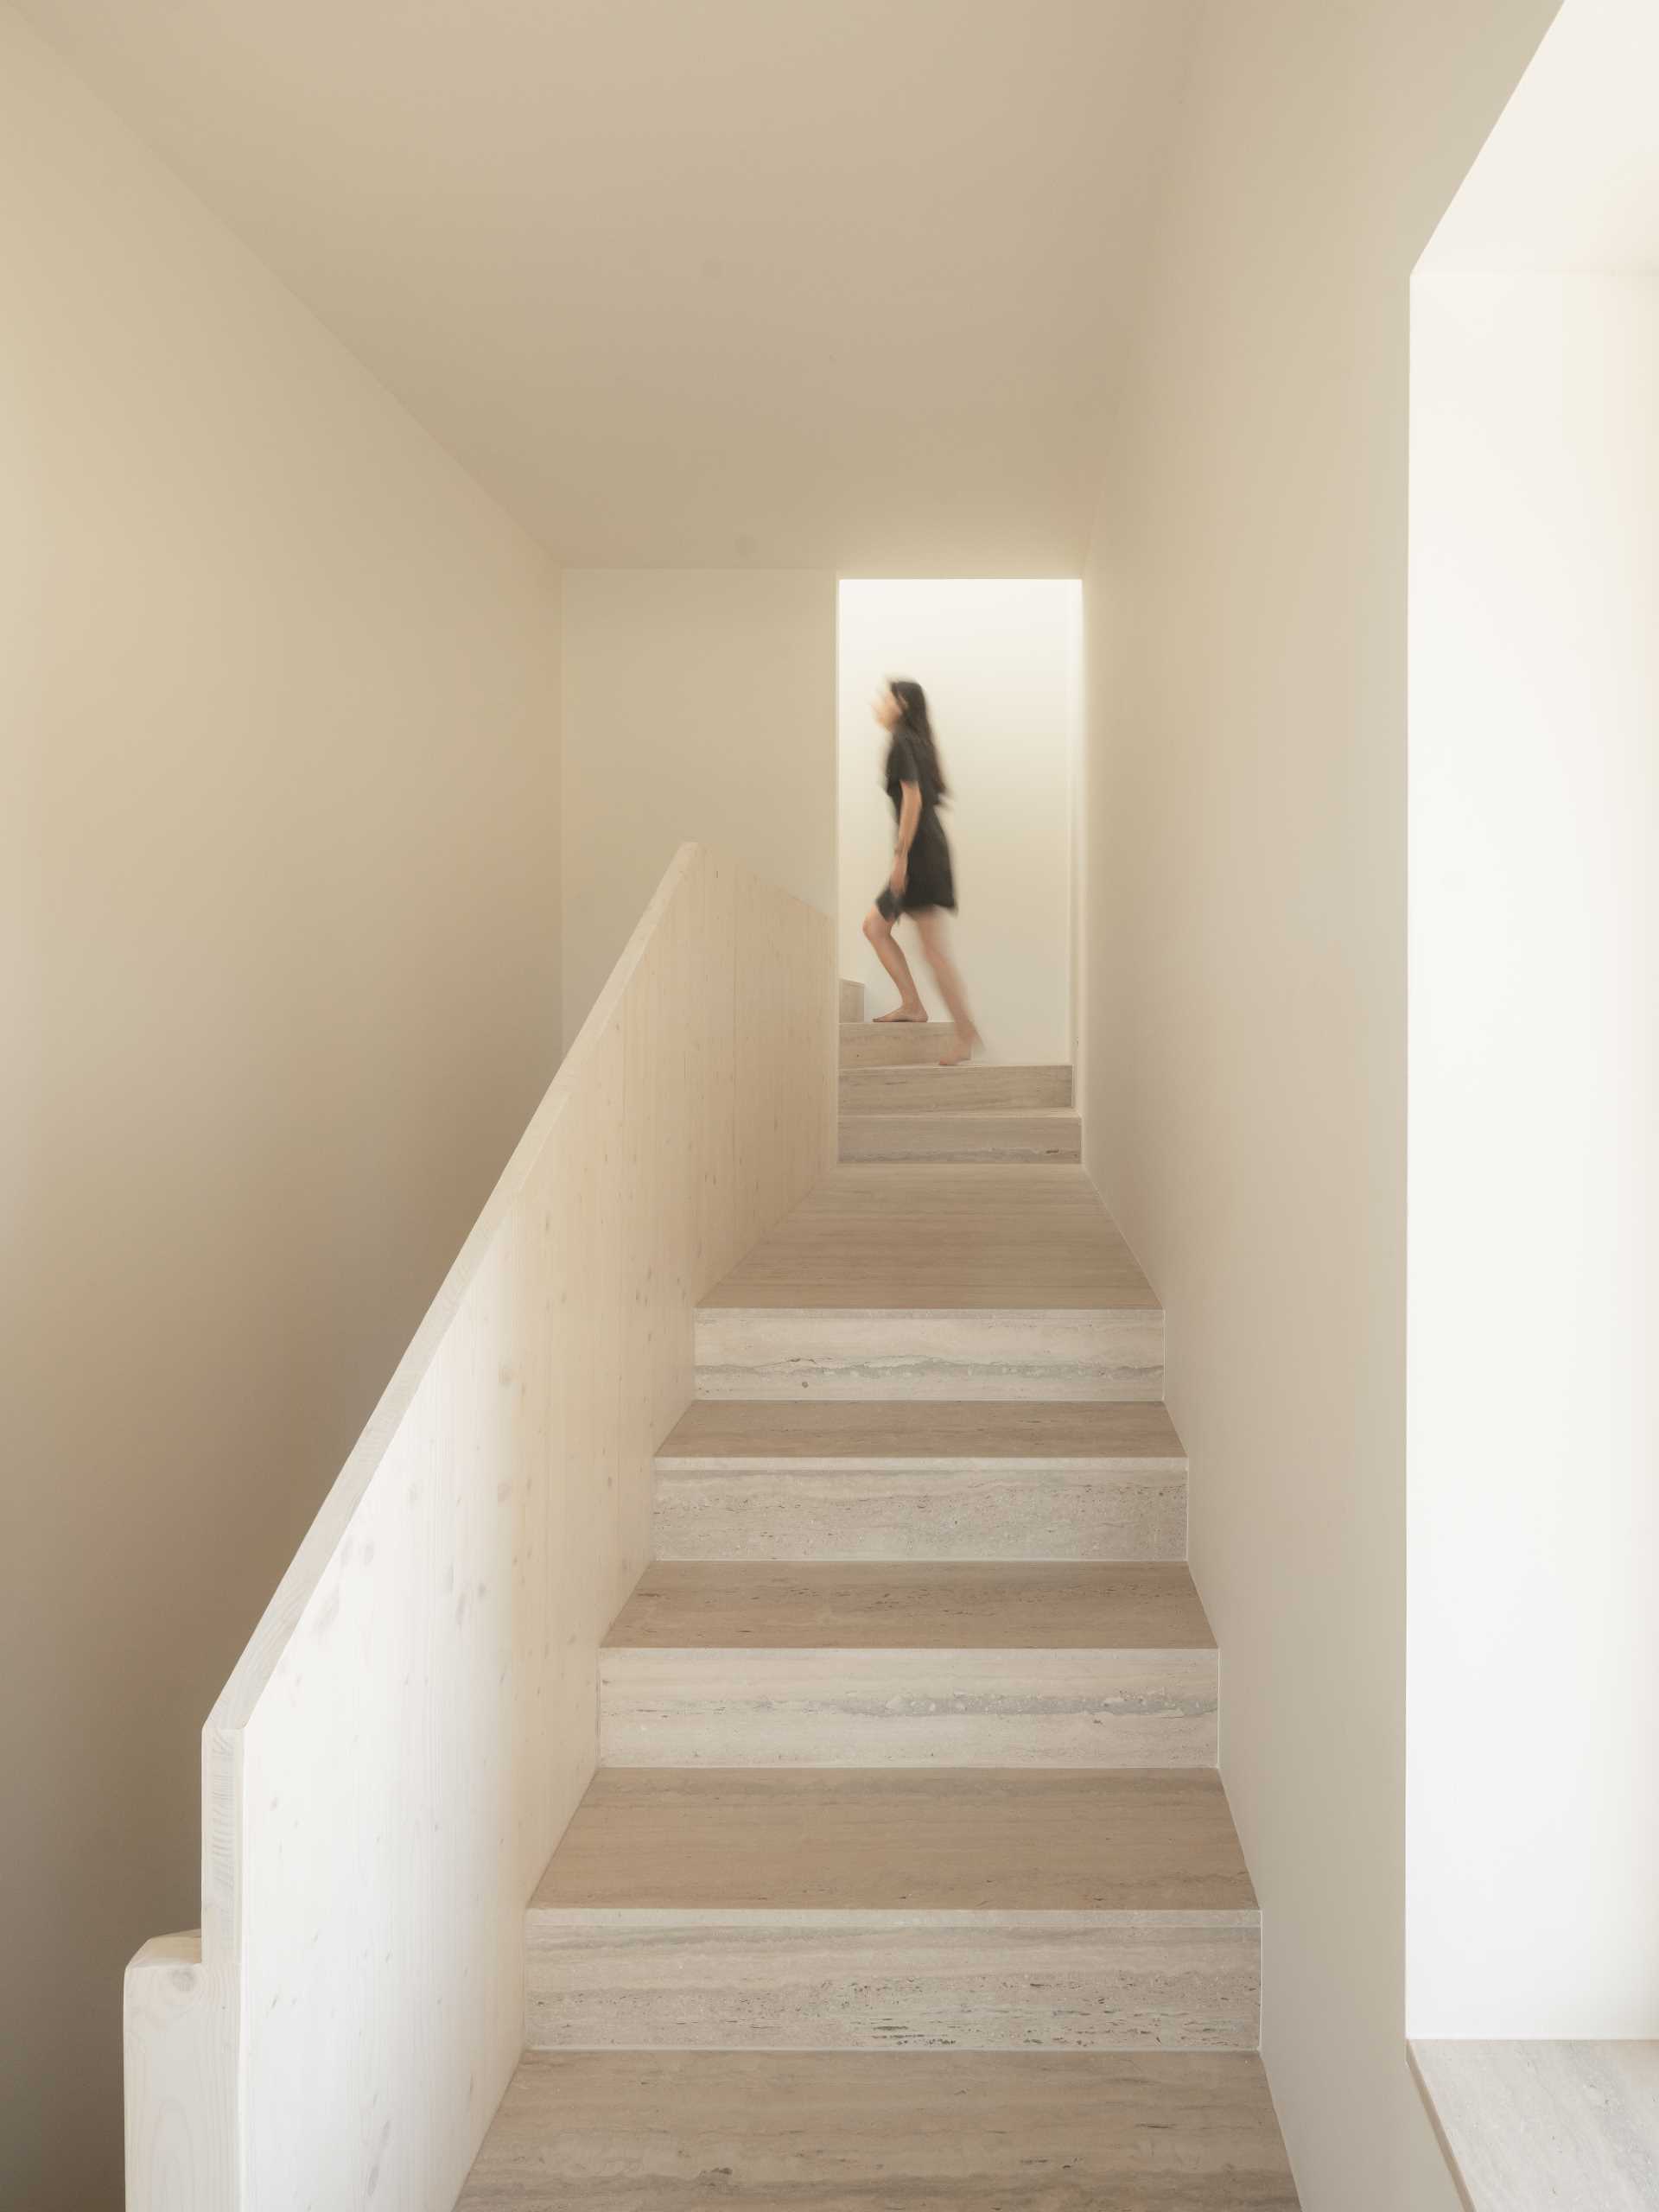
(694, 1304), (1164, 1401)
(699, 1164), (1156, 1310)
(1411, 2040), (1659, 2212)
(656, 1398), (1186, 1463)
(607, 1560), (1211, 1648)
(492, 1045), (1286, 2183)
(839, 1107), (1082, 1163)
(525, 1908), (1261, 2052)
(652, 1402), (1189, 1560)
(654, 1457), (1186, 1560)
(600, 1644), (1218, 1766)
(457, 2050), (1300, 2210)
(838, 1062), (1073, 1111)
(838, 1021), (963, 1067)
(534, 1769), (1255, 1912)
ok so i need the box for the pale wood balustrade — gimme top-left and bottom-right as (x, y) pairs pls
(123, 846), (836, 2212)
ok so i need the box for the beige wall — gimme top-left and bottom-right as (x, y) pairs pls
(1077, 3), (1558, 2208)
(1, 12), (563, 2208)
(560, 569), (836, 1040)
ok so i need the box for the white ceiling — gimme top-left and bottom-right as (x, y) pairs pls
(19, 0), (1197, 571)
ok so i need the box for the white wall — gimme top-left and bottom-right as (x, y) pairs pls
(1407, 0), (1659, 2044)
(1408, 268), (1659, 2040)
(560, 569), (836, 1042)
(1, 10), (563, 2207)
(1076, 3), (1558, 2208)
(838, 580), (1077, 1064)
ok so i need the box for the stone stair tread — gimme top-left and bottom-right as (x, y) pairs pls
(699, 1164), (1158, 1311)
(531, 1768), (1256, 1914)
(605, 1560), (1212, 1649)
(457, 2050), (1300, 2209)
(658, 1398), (1184, 1465)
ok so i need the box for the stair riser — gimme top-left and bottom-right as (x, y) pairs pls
(839, 1065), (1072, 1111)
(839, 1025), (963, 1067)
(652, 1463), (1187, 1562)
(525, 1912), (1260, 2052)
(694, 1308), (1165, 1402)
(838, 981), (865, 1022)
(600, 1649), (1217, 1767)
(840, 1111), (1080, 1164)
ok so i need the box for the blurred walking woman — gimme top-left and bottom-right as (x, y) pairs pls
(862, 679), (982, 1067)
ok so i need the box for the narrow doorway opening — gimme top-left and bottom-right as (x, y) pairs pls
(836, 579), (1081, 1064)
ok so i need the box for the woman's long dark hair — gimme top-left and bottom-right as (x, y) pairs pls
(887, 678), (948, 800)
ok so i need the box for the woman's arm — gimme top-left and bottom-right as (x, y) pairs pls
(890, 780), (922, 894)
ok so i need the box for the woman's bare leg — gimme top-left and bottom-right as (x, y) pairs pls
(862, 906), (927, 1020)
(913, 909), (982, 1064)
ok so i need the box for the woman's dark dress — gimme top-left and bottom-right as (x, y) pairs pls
(875, 729), (956, 918)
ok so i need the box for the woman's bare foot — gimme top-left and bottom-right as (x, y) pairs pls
(874, 1004), (929, 1024)
(938, 1027), (982, 1066)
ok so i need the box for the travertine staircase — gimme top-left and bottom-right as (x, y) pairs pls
(838, 983), (1081, 1163)
(458, 983), (1297, 2205)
